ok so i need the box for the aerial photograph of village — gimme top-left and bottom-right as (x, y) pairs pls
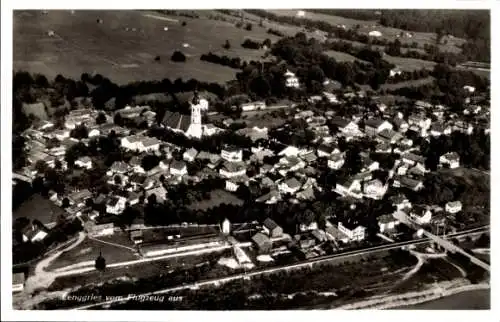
(10, 8), (490, 311)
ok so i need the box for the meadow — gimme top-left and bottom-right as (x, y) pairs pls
(14, 10), (281, 85)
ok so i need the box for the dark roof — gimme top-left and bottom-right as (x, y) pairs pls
(378, 214), (396, 224)
(162, 111), (191, 132)
(263, 218), (279, 230)
(170, 159), (186, 170)
(330, 117), (351, 128)
(252, 232), (271, 246)
(365, 118), (385, 128)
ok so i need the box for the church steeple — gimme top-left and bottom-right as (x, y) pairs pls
(192, 90), (200, 105)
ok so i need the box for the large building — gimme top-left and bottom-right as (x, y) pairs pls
(161, 91), (208, 139)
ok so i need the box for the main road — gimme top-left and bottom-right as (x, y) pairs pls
(73, 226), (488, 310)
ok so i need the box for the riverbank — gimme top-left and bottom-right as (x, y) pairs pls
(334, 279), (490, 310)
(395, 288), (490, 310)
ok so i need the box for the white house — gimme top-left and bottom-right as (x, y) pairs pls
(221, 146), (243, 162)
(365, 119), (393, 136)
(106, 196), (127, 215)
(278, 177), (302, 195)
(88, 128), (100, 137)
(338, 222), (366, 241)
(121, 135), (161, 153)
(22, 224), (48, 243)
(445, 201), (463, 214)
(378, 214), (400, 233)
(389, 67), (402, 77)
(225, 180), (240, 192)
(75, 156), (92, 169)
(439, 152), (460, 169)
(169, 160), (188, 177)
(327, 153), (345, 170)
(391, 195), (412, 211)
(183, 148), (198, 162)
(335, 178), (362, 197)
(284, 70), (300, 88)
(368, 30), (382, 37)
(317, 144), (340, 158)
(363, 179), (387, 199)
(241, 101), (266, 111)
(410, 207), (432, 225)
(279, 146), (300, 158)
(463, 85), (475, 93)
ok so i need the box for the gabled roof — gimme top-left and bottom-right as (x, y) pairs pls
(252, 232), (271, 245)
(170, 159), (187, 170)
(285, 177), (301, 189)
(263, 218), (279, 230)
(162, 111), (191, 132)
(378, 214), (396, 224)
(365, 118), (386, 128)
(330, 117), (352, 128)
(402, 152), (425, 164)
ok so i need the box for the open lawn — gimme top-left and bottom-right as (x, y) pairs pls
(14, 10), (280, 84)
(265, 10), (465, 52)
(358, 76), (435, 92)
(187, 189), (243, 211)
(13, 194), (65, 226)
(240, 109), (290, 129)
(47, 233), (139, 270)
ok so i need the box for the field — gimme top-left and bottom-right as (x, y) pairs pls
(264, 10), (465, 53)
(13, 194), (65, 226)
(47, 233), (139, 270)
(358, 76), (435, 92)
(14, 10), (281, 84)
(187, 189), (243, 211)
(323, 50), (366, 63)
(382, 54), (436, 71)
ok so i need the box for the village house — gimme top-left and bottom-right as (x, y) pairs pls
(22, 223), (48, 243)
(128, 192), (140, 205)
(284, 70), (300, 88)
(330, 117), (359, 134)
(410, 206), (433, 225)
(391, 195), (412, 211)
(401, 152), (426, 168)
(220, 161), (247, 178)
(121, 135), (161, 153)
(106, 195), (127, 215)
(392, 116), (409, 132)
(415, 100), (433, 110)
(325, 225), (350, 243)
(430, 123), (452, 137)
(75, 156), (92, 169)
(445, 201), (463, 214)
(221, 145), (243, 162)
(252, 232), (272, 253)
(338, 221), (366, 241)
(393, 175), (424, 191)
(360, 153), (380, 172)
(317, 143), (340, 158)
(363, 179), (387, 199)
(107, 161), (129, 176)
(13, 272), (25, 293)
(377, 129), (403, 144)
(327, 153), (345, 170)
(169, 160), (188, 177)
(378, 213), (400, 233)
(376, 142), (392, 153)
(279, 156), (306, 173)
(323, 91), (338, 103)
(88, 126), (100, 138)
(278, 145), (301, 158)
(335, 177), (362, 197)
(256, 190), (281, 204)
(364, 118), (393, 136)
(263, 218), (283, 238)
(128, 174), (147, 191)
(389, 67), (402, 77)
(300, 221), (318, 232)
(408, 113), (431, 131)
(68, 189), (92, 207)
(241, 101), (266, 111)
(183, 147), (198, 162)
(146, 186), (168, 203)
(130, 230), (144, 244)
(439, 152), (460, 169)
(278, 177), (302, 195)
(128, 156), (145, 174)
(453, 121), (474, 135)
(85, 221), (115, 237)
(52, 129), (71, 141)
(107, 173), (128, 187)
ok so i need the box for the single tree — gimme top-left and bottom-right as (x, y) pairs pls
(96, 112), (107, 125)
(223, 40), (231, 50)
(95, 251), (106, 271)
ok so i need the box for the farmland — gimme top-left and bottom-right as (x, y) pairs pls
(323, 50), (366, 63)
(13, 10), (280, 85)
(382, 54), (436, 71)
(264, 9), (465, 53)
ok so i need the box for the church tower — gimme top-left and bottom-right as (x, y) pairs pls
(186, 90), (203, 139)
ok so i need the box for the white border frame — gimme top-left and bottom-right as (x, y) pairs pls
(1, 1), (497, 321)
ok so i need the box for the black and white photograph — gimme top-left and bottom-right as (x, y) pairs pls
(1, 0), (496, 319)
